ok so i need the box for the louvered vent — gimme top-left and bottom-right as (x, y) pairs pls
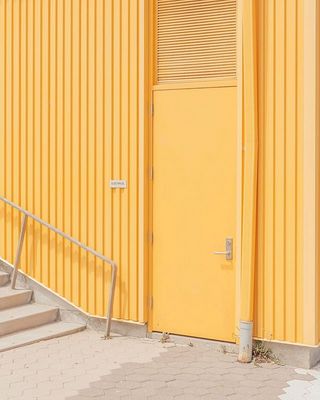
(156, 0), (237, 83)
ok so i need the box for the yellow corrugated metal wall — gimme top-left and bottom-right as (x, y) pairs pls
(254, 0), (304, 343)
(0, 0), (318, 343)
(0, 0), (146, 322)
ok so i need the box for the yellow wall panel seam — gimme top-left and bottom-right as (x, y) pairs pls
(254, 0), (265, 339)
(138, 0), (147, 322)
(274, 0), (285, 341)
(296, 0), (304, 343)
(70, 0), (74, 302)
(285, 0), (297, 343)
(318, 0), (320, 343)
(47, 0), (52, 289)
(303, 0), (318, 345)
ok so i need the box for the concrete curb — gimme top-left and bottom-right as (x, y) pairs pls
(259, 339), (320, 369)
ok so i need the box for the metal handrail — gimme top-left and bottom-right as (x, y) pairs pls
(0, 195), (117, 338)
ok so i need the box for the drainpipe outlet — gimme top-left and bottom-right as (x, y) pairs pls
(238, 320), (253, 363)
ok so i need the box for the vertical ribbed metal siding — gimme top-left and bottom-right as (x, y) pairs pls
(0, 0), (145, 322)
(254, 0), (304, 343)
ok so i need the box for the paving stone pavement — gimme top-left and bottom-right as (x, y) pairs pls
(0, 329), (319, 400)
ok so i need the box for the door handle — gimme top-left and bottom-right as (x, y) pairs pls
(213, 238), (233, 260)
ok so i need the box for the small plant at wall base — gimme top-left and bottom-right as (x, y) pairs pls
(252, 341), (282, 365)
(160, 332), (171, 343)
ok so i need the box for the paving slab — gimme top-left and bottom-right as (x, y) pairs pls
(0, 329), (319, 399)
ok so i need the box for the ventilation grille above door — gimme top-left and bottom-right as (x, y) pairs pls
(156, 0), (237, 83)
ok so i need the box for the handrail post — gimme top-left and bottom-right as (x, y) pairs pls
(11, 214), (28, 289)
(105, 262), (117, 338)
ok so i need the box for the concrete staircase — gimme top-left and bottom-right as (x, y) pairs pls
(0, 271), (85, 352)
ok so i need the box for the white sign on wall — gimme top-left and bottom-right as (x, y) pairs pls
(109, 180), (127, 189)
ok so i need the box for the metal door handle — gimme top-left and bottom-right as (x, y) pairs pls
(213, 238), (233, 260)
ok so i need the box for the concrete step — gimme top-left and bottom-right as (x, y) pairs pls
(0, 286), (32, 310)
(0, 271), (9, 287)
(0, 321), (86, 352)
(0, 303), (59, 336)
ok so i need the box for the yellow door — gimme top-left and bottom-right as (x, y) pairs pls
(153, 86), (237, 342)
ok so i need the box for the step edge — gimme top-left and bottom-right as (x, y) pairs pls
(0, 322), (85, 353)
(0, 308), (59, 337)
(0, 306), (59, 325)
(0, 303), (58, 316)
(0, 287), (33, 297)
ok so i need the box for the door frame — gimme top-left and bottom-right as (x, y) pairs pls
(146, 0), (244, 339)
